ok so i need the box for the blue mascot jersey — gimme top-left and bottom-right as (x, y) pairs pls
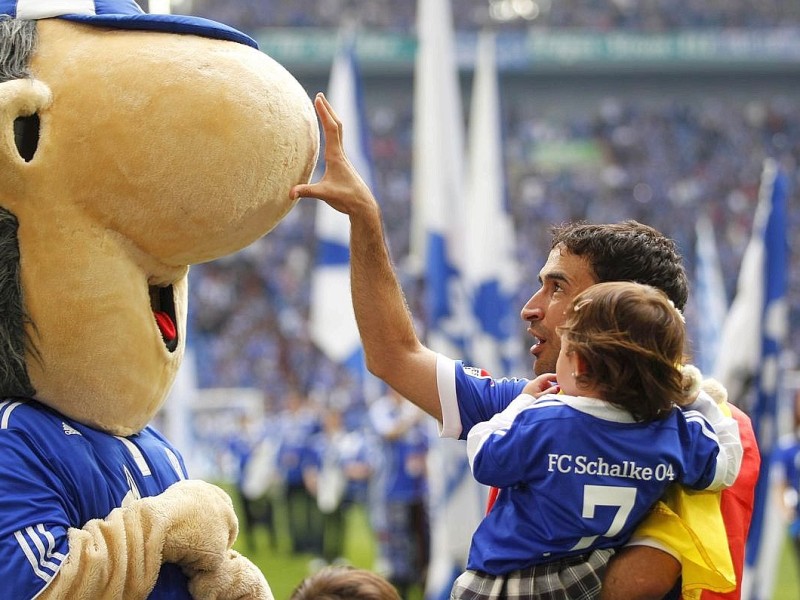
(0, 399), (191, 599)
(441, 359), (725, 576)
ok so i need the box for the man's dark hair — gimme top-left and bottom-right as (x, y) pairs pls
(0, 16), (38, 397)
(550, 220), (689, 311)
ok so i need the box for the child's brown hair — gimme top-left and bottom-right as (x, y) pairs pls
(558, 281), (688, 422)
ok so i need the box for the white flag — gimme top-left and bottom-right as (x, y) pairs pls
(309, 37), (373, 375)
(412, 3), (486, 598)
(693, 214), (728, 375)
(464, 31), (521, 377)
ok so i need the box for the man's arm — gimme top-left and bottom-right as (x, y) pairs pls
(601, 545), (681, 600)
(292, 93), (441, 420)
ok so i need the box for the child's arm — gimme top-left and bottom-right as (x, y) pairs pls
(466, 375), (558, 486)
(682, 389), (742, 490)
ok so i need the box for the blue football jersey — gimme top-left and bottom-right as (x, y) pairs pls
(436, 356), (527, 440)
(0, 399), (191, 599)
(441, 359), (724, 576)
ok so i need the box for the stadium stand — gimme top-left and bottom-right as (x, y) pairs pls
(173, 2), (799, 419)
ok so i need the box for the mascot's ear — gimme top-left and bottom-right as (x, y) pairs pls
(0, 79), (51, 202)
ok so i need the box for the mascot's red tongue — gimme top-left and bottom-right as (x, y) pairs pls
(154, 311), (177, 342)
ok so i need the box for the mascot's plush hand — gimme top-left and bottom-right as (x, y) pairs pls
(188, 550), (274, 600)
(39, 480), (265, 599)
(144, 480), (239, 573)
(0, 2), (318, 599)
(144, 480), (274, 600)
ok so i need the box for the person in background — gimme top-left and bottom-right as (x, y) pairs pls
(224, 412), (262, 552)
(306, 405), (377, 565)
(369, 387), (431, 598)
(772, 390), (800, 579)
(276, 390), (324, 556)
(239, 413), (282, 552)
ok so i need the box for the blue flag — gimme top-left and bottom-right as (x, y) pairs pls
(715, 159), (789, 599)
(741, 160), (789, 600)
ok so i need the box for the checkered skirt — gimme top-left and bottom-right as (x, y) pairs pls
(450, 548), (614, 600)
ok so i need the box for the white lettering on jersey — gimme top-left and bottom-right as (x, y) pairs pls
(547, 453), (676, 482)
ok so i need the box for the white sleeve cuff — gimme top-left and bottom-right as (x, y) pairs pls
(436, 353), (463, 439)
(683, 390), (742, 490)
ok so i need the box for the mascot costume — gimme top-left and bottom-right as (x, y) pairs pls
(0, 1), (319, 598)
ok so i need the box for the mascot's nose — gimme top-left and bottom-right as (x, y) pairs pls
(34, 22), (319, 269)
(14, 113), (40, 162)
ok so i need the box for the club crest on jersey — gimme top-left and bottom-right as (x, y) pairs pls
(463, 366), (492, 379)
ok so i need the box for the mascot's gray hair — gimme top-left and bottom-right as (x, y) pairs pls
(0, 16), (35, 81)
(0, 16), (37, 398)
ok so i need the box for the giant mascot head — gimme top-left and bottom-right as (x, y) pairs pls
(0, 0), (319, 436)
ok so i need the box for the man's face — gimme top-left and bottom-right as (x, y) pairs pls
(520, 245), (597, 375)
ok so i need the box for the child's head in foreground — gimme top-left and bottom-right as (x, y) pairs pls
(556, 280), (693, 422)
(289, 565), (401, 600)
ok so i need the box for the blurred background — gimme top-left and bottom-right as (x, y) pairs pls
(143, 2), (799, 599)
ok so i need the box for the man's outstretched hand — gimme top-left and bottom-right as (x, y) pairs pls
(291, 93), (377, 220)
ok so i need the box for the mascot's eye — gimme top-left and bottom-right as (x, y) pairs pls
(13, 114), (40, 162)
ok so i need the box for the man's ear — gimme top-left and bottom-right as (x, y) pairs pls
(0, 79), (51, 202)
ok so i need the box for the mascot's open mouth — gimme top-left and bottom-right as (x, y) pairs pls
(150, 284), (178, 352)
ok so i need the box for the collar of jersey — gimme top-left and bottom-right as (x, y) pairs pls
(546, 394), (637, 423)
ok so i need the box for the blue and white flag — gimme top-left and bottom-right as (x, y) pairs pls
(309, 36), (373, 377)
(412, 2), (486, 599)
(464, 31), (521, 377)
(411, 0), (474, 360)
(693, 214), (728, 375)
(714, 160), (789, 600)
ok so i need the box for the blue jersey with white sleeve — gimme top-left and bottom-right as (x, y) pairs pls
(436, 356), (527, 440)
(0, 399), (191, 599)
(438, 357), (728, 576)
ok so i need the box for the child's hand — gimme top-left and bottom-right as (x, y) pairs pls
(495, 375), (560, 423)
(522, 373), (559, 397)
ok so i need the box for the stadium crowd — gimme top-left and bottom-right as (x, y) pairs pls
(184, 0), (800, 33)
